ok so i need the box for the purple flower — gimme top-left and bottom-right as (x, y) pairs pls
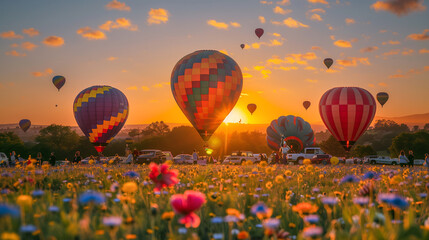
(251, 202), (269, 215)
(263, 218), (280, 229)
(340, 175), (360, 184)
(378, 193), (409, 209)
(48, 205), (60, 213)
(353, 197), (369, 206)
(321, 197), (338, 206)
(123, 171), (140, 178)
(20, 225), (37, 233)
(0, 203), (20, 218)
(303, 226), (323, 238)
(102, 216), (122, 227)
(304, 214), (320, 224)
(79, 191), (105, 205)
(31, 190), (44, 198)
(362, 171), (378, 180)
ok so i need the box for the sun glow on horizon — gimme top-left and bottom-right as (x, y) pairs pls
(223, 108), (247, 124)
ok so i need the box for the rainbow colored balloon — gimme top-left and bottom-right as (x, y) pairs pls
(52, 75), (66, 91)
(171, 50), (243, 141)
(19, 119), (31, 132)
(73, 86), (129, 153)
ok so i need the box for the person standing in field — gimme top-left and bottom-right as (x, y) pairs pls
(49, 152), (56, 166)
(424, 153), (429, 169)
(73, 151), (81, 164)
(408, 150), (414, 167)
(36, 152), (43, 166)
(399, 150), (408, 167)
(192, 149), (199, 162)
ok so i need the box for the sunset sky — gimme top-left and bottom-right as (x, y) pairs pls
(1, 0), (428, 127)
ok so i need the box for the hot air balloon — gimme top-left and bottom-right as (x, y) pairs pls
(171, 50), (243, 141)
(319, 87), (376, 151)
(73, 86), (129, 153)
(266, 115), (315, 152)
(247, 104), (257, 115)
(303, 101), (311, 110)
(52, 75), (66, 91)
(240, 44), (245, 49)
(19, 119), (31, 132)
(323, 58), (333, 69)
(376, 92), (389, 107)
(255, 28), (264, 39)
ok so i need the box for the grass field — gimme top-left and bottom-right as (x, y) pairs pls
(1, 162), (428, 240)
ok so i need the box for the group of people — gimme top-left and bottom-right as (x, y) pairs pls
(2, 151), (82, 167)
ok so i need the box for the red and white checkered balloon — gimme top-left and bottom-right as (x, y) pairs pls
(319, 87), (376, 151)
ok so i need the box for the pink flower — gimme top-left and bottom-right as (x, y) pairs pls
(170, 190), (206, 228)
(149, 163), (179, 191)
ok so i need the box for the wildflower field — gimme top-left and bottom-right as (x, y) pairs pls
(1, 162), (429, 240)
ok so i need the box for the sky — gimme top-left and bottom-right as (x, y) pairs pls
(0, 0), (428, 127)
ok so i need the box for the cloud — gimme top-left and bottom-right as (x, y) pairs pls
(107, 56), (117, 61)
(273, 6), (291, 14)
(243, 73), (253, 78)
(10, 43), (19, 48)
(383, 49), (400, 56)
(407, 29), (429, 40)
(141, 86), (150, 91)
(272, 32), (281, 37)
(360, 46), (378, 52)
(305, 66), (317, 70)
(230, 22), (241, 27)
(253, 66), (271, 78)
(402, 48), (414, 55)
(219, 49), (229, 55)
(306, 79), (318, 83)
(207, 20), (229, 30)
(152, 83), (164, 88)
(337, 57), (370, 66)
(310, 8), (326, 13)
(105, 0), (130, 11)
(334, 40), (352, 48)
(5, 50), (26, 57)
(371, 0), (426, 16)
(99, 18), (138, 31)
(77, 27), (106, 40)
(126, 86), (138, 90)
(311, 46), (322, 50)
(277, 0), (290, 5)
(389, 74), (405, 78)
(382, 40), (400, 45)
(21, 42), (38, 51)
(1, 31), (23, 39)
(31, 68), (53, 77)
(260, 1), (273, 4)
(308, 0), (329, 4)
(345, 18), (355, 25)
(259, 16), (266, 23)
(148, 8), (169, 25)
(272, 17), (309, 28)
(378, 82), (388, 87)
(419, 48), (429, 54)
(22, 28), (39, 37)
(267, 52), (317, 66)
(43, 36), (64, 47)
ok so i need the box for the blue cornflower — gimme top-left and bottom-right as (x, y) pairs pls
(340, 175), (360, 184)
(211, 217), (223, 223)
(63, 198), (71, 203)
(0, 203), (20, 218)
(123, 171), (140, 178)
(31, 190), (45, 198)
(1, 172), (13, 177)
(79, 191), (106, 205)
(353, 197), (369, 206)
(362, 171), (378, 180)
(304, 214), (320, 224)
(102, 216), (122, 227)
(378, 193), (409, 209)
(48, 206), (60, 213)
(20, 225), (37, 233)
(321, 197), (338, 206)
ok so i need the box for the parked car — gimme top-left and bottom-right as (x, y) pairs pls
(0, 152), (9, 166)
(367, 156), (399, 165)
(414, 159), (425, 165)
(254, 153), (268, 162)
(163, 151), (173, 162)
(223, 151), (259, 164)
(136, 150), (165, 164)
(173, 154), (194, 164)
(363, 155), (378, 164)
(286, 147), (325, 165)
(311, 154), (332, 164)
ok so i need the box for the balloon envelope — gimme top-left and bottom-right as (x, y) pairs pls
(376, 92), (389, 107)
(73, 86), (129, 153)
(303, 101), (311, 110)
(240, 44), (245, 49)
(171, 50), (243, 141)
(52, 75), (66, 91)
(247, 103), (257, 115)
(266, 115), (316, 152)
(255, 28), (264, 39)
(19, 119), (31, 132)
(319, 87), (376, 151)
(323, 58), (333, 69)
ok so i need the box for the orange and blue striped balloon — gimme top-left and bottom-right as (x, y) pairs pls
(73, 86), (129, 153)
(52, 75), (66, 91)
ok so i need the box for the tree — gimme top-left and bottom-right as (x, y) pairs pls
(35, 124), (80, 159)
(0, 132), (27, 157)
(141, 121), (170, 137)
(319, 135), (346, 157)
(424, 123), (429, 131)
(351, 145), (377, 158)
(128, 129), (140, 138)
(412, 125), (419, 132)
(389, 130), (429, 159)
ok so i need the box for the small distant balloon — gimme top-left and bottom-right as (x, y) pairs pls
(255, 28), (264, 39)
(52, 75), (66, 91)
(247, 104), (257, 115)
(303, 101), (311, 110)
(323, 58), (334, 69)
(240, 44), (245, 49)
(19, 119), (31, 132)
(55, 104), (58, 107)
(376, 92), (389, 107)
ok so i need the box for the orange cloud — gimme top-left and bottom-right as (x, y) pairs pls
(243, 73), (253, 78)
(21, 42), (38, 51)
(407, 29), (429, 40)
(273, 6), (291, 14)
(337, 57), (370, 67)
(308, 0), (328, 4)
(126, 86), (138, 90)
(31, 68), (53, 77)
(371, 0), (426, 16)
(260, 1), (273, 4)
(259, 16), (266, 23)
(253, 66), (271, 78)
(277, 0), (290, 5)
(1, 31), (23, 39)
(345, 18), (355, 25)
(383, 49), (400, 56)
(148, 8), (169, 25)
(43, 36), (64, 47)
(207, 20), (229, 30)
(382, 40), (400, 45)
(77, 27), (106, 40)
(310, 14), (323, 21)
(272, 17), (309, 28)
(107, 56), (117, 61)
(22, 28), (39, 37)
(389, 74), (405, 78)
(306, 79), (318, 83)
(360, 46), (378, 52)
(378, 82), (388, 87)
(105, 0), (130, 11)
(5, 50), (26, 57)
(419, 48), (429, 54)
(99, 18), (138, 31)
(402, 48), (414, 55)
(311, 46), (322, 50)
(230, 22), (241, 27)
(142, 86), (150, 91)
(334, 40), (352, 48)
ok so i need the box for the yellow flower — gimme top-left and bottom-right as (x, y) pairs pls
(292, 202), (318, 216)
(259, 161), (268, 167)
(88, 160), (94, 165)
(42, 165), (50, 170)
(17, 195), (32, 207)
(122, 182), (138, 193)
(95, 230), (104, 235)
(126, 234), (137, 240)
(165, 160), (173, 166)
(289, 223), (296, 228)
(245, 160), (253, 166)
(108, 160), (114, 164)
(284, 170), (292, 176)
(319, 174), (324, 179)
(146, 229), (153, 234)
(226, 208), (241, 217)
(1, 232), (20, 240)
(389, 175), (402, 185)
(161, 211), (175, 221)
(265, 167), (274, 175)
(265, 181), (273, 189)
(275, 175), (285, 184)
(303, 159), (311, 165)
(330, 157), (339, 165)
(305, 165), (314, 173)
(66, 183), (73, 189)
(26, 164), (35, 171)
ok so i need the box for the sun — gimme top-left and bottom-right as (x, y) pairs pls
(223, 108), (247, 124)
